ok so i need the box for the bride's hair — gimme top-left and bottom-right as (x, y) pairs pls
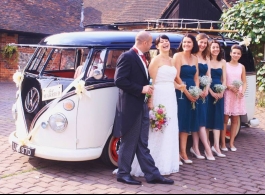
(155, 34), (170, 55)
(155, 34), (170, 46)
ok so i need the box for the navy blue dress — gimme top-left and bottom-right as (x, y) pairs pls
(176, 65), (199, 133)
(206, 68), (224, 130)
(198, 63), (208, 127)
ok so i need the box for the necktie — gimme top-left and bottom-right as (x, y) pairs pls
(132, 48), (148, 67)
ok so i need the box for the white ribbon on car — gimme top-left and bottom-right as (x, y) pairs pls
(16, 72), (91, 149)
(74, 79), (91, 99)
(13, 71), (24, 89)
(239, 36), (251, 50)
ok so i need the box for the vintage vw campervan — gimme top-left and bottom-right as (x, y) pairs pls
(9, 20), (258, 167)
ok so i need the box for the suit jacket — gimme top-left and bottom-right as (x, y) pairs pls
(113, 49), (149, 137)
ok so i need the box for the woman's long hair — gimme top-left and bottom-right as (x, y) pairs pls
(209, 39), (224, 61)
(196, 33), (209, 60)
(177, 34), (199, 54)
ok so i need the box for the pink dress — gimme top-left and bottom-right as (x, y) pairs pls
(224, 63), (246, 116)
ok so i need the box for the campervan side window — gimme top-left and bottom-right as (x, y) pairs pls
(86, 49), (126, 80)
(86, 50), (106, 79)
(44, 49), (76, 71)
(26, 47), (89, 78)
(27, 48), (47, 73)
(104, 50), (125, 79)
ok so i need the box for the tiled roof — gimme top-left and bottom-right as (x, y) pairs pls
(0, 0), (83, 35)
(83, 0), (173, 25)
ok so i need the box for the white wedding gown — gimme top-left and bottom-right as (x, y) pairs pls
(113, 65), (179, 176)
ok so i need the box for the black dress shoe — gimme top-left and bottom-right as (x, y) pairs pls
(147, 176), (174, 185)
(117, 176), (142, 185)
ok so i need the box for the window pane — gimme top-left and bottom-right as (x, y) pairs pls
(18, 35), (44, 44)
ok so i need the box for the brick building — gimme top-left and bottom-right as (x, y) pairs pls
(0, 0), (82, 81)
(0, 0), (237, 81)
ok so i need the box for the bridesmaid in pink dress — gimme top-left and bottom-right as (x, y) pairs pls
(221, 45), (247, 152)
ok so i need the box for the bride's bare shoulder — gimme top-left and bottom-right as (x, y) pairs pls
(150, 55), (160, 63)
(149, 55), (161, 67)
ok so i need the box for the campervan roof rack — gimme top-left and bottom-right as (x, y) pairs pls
(8, 43), (87, 49)
(145, 19), (238, 33)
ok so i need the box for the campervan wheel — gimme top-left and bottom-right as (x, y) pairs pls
(101, 135), (120, 168)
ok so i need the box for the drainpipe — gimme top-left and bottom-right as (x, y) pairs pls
(80, 1), (84, 29)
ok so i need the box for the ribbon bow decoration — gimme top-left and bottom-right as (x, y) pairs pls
(239, 37), (251, 51)
(74, 80), (86, 99)
(13, 71), (24, 88)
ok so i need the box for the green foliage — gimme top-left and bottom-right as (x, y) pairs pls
(220, 0), (265, 96)
(2, 45), (17, 59)
(257, 64), (265, 92)
(2, 45), (18, 65)
(221, 0), (265, 44)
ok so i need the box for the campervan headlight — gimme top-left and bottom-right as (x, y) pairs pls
(48, 113), (68, 133)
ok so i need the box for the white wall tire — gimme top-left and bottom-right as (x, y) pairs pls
(100, 135), (119, 168)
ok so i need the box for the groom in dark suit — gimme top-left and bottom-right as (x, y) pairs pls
(113, 31), (174, 185)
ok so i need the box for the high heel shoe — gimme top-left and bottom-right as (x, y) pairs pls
(204, 151), (215, 161)
(190, 147), (205, 159)
(211, 146), (226, 158)
(220, 147), (228, 152)
(179, 161), (183, 166)
(230, 147), (237, 152)
(180, 156), (193, 164)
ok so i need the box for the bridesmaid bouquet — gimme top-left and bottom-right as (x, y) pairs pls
(149, 104), (169, 133)
(199, 76), (212, 103)
(188, 86), (202, 110)
(213, 84), (227, 104)
(232, 80), (243, 89)
(232, 80), (243, 98)
(199, 76), (212, 90)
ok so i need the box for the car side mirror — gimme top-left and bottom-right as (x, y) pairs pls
(93, 68), (103, 80)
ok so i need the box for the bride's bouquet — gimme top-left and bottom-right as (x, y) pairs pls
(149, 104), (169, 133)
(213, 84), (227, 104)
(188, 86), (202, 110)
(199, 75), (212, 103)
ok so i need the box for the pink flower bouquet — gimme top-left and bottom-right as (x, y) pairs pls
(149, 104), (170, 133)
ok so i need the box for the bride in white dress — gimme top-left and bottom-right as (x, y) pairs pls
(114, 34), (182, 176)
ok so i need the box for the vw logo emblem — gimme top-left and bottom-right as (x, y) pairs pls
(24, 87), (40, 113)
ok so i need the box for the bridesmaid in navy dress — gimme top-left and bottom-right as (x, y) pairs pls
(190, 33), (215, 161)
(206, 40), (226, 158)
(172, 34), (199, 164)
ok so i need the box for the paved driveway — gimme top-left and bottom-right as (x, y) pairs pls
(0, 81), (265, 194)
